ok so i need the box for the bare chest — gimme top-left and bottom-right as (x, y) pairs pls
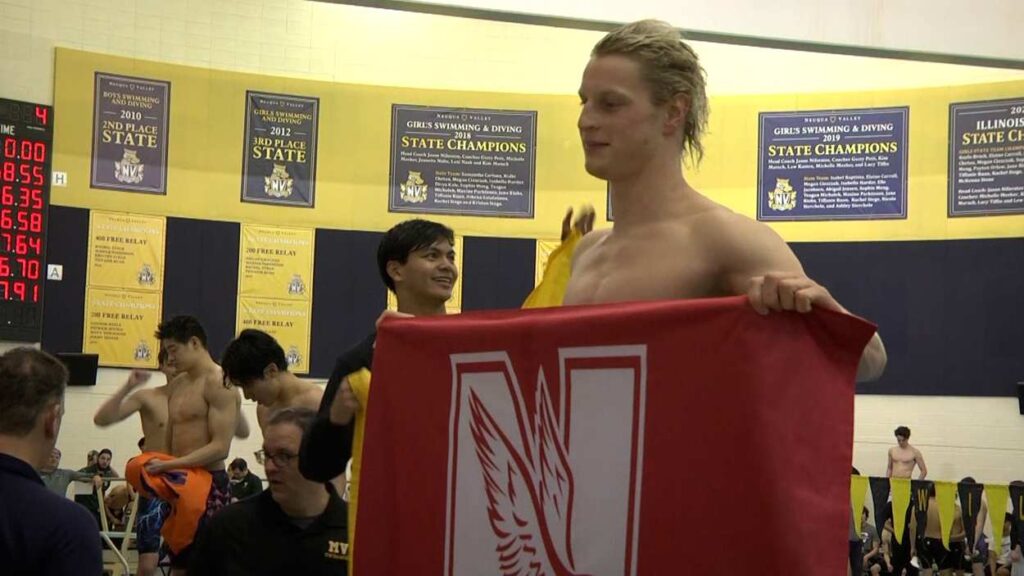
(563, 235), (721, 305)
(168, 382), (208, 425)
(891, 448), (916, 464)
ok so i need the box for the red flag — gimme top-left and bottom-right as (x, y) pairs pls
(355, 296), (875, 575)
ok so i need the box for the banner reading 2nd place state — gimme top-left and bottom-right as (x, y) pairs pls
(241, 91), (320, 207)
(757, 107), (908, 221)
(235, 296), (311, 373)
(83, 287), (162, 368)
(91, 73), (170, 194)
(86, 211), (165, 291)
(237, 224), (314, 300)
(389, 105), (537, 218)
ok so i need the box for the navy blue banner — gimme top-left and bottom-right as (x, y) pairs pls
(757, 108), (908, 221)
(948, 98), (1024, 217)
(389, 105), (536, 217)
(91, 73), (170, 194)
(241, 91), (319, 207)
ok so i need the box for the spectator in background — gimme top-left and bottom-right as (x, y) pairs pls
(38, 447), (92, 496)
(851, 467), (865, 575)
(229, 457), (263, 502)
(861, 506), (883, 575)
(0, 347), (102, 574)
(104, 483), (134, 531)
(77, 447), (119, 527)
(86, 449), (98, 468)
(882, 501), (919, 576)
(887, 426), (927, 480)
(189, 408), (348, 575)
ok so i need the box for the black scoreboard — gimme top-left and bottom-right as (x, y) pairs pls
(0, 98), (52, 342)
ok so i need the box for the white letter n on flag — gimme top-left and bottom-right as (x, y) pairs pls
(444, 346), (647, 576)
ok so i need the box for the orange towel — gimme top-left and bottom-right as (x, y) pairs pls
(126, 452), (212, 554)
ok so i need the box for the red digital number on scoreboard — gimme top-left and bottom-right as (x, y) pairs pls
(0, 132), (49, 303)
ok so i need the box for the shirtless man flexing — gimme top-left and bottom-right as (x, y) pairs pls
(93, 349), (172, 576)
(146, 315), (242, 575)
(95, 344), (249, 576)
(887, 425), (927, 480)
(220, 329), (323, 431)
(564, 19), (886, 381)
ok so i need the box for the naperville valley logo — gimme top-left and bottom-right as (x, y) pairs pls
(444, 347), (647, 576)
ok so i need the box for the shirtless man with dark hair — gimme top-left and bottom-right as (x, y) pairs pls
(146, 315), (242, 575)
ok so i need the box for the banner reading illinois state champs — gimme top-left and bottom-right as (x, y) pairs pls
(236, 224), (314, 373)
(91, 73), (170, 194)
(241, 91), (319, 207)
(83, 211), (166, 368)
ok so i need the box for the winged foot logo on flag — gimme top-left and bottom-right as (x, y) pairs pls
(445, 347), (647, 576)
(353, 298), (876, 575)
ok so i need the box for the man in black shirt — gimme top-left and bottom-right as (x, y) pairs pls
(228, 457), (264, 501)
(0, 348), (102, 575)
(189, 407), (347, 575)
(77, 446), (119, 527)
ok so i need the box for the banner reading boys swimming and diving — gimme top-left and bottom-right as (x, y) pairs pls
(389, 104), (537, 217)
(91, 73), (170, 194)
(241, 91), (320, 207)
(757, 107), (908, 221)
(948, 97), (1024, 217)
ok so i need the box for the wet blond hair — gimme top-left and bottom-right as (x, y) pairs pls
(593, 19), (709, 163)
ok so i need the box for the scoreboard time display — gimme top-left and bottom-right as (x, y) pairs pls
(0, 98), (52, 342)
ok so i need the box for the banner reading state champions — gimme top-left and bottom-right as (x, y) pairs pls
(236, 224), (314, 373)
(83, 211), (166, 368)
(86, 211), (165, 291)
(241, 91), (320, 207)
(83, 287), (163, 368)
(235, 297), (312, 374)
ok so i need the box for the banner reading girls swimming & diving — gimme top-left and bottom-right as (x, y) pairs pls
(241, 91), (320, 207)
(758, 107), (908, 221)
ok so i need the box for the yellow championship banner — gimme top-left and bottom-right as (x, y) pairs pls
(387, 235), (463, 314)
(86, 211), (166, 291)
(83, 287), (163, 368)
(235, 296), (312, 374)
(238, 224), (315, 300)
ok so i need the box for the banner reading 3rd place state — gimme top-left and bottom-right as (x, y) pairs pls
(91, 73), (170, 194)
(241, 91), (320, 207)
(389, 105), (537, 218)
(236, 296), (312, 373)
(86, 211), (165, 291)
(757, 107), (908, 221)
(83, 287), (162, 368)
(238, 224), (314, 300)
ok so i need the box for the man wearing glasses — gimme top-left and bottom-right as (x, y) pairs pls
(187, 408), (348, 575)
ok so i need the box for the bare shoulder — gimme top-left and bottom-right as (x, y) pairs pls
(135, 385), (169, 406)
(203, 369), (238, 403)
(298, 384), (324, 409)
(692, 205), (786, 255)
(571, 228), (611, 266)
(691, 203), (803, 293)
